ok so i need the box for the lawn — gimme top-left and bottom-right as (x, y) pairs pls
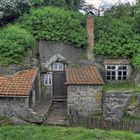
(103, 81), (140, 93)
(0, 126), (140, 140)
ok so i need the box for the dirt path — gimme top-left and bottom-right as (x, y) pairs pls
(44, 101), (67, 126)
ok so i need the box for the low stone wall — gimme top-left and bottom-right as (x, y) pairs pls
(102, 91), (140, 121)
(67, 85), (103, 117)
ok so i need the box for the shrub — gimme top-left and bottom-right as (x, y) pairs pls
(0, 25), (35, 65)
(18, 7), (88, 48)
(132, 54), (140, 69)
(94, 16), (140, 59)
(0, 0), (31, 26)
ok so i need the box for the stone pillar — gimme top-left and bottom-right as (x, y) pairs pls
(86, 15), (94, 60)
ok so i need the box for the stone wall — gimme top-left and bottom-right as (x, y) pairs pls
(67, 85), (103, 117)
(0, 97), (29, 107)
(102, 92), (140, 121)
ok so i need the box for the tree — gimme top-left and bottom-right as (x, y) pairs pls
(134, 0), (140, 33)
(0, 0), (31, 26)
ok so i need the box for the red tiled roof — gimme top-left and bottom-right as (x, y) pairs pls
(66, 66), (104, 85)
(104, 59), (130, 65)
(0, 68), (38, 97)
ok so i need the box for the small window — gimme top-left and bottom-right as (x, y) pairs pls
(106, 65), (128, 81)
(106, 70), (116, 80)
(53, 62), (64, 71)
(44, 73), (52, 85)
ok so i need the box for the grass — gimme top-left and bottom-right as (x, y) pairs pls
(103, 81), (140, 93)
(0, 126), (140, 140)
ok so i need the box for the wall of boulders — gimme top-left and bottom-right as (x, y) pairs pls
(102, 91), (140, 121)
(0, 98), (44, 124)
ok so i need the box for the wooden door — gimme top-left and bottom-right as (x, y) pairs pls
(53, 71), (67, 99)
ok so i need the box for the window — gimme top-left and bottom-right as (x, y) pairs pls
(106, 65), (128, 81)
(52, 62), (64, 71)
(44, 73), (52, 85)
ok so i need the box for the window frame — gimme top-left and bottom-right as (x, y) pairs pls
(44, 73), (53, 86)
(105, 65), (128, 81)
(52, 62), (64, 71)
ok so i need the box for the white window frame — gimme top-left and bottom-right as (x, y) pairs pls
(105, 65), (128, 81)
(52, 62), (64, 71)
(44, 73), (53, 85)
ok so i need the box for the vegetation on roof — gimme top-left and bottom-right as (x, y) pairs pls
(18, 7), (88, 48)
(0, 6), (87, 65)
(0, 126), (140, 140)
(1, 1), (140, 67)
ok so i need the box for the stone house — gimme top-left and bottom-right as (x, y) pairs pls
(66, 66), (104, 116)
(0, 68), (40, 108)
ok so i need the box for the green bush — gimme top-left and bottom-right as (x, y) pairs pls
(18, 7), (88, 48)
(0, 25), (35, 65)
(132, 54), (140, 69)
(94, 16), (140, 59)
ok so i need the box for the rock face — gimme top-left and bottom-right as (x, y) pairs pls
(0, 103), (44, 124)
(102, 92), (132, 120)
(0, 57), (38, 75)
(67, 85), (103, 117)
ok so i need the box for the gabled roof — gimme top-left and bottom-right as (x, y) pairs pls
(104, 59), (130, 65)
(66, 66), (104, 85)
(0, 68), (38, 97)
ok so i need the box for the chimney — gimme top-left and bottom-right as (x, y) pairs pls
(86, 13), (94, 60)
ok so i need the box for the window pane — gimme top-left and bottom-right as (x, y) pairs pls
(118, 76), (122, 80)
(118, 66), (123, 70)
(111, 66), (115, 69)
(123, 76), (127, 80)
(107, 76), (110, 80)
(44, 74), (52, 85)
(112, 76), (115, 80)
(107, 66), (115, 69)
(107, 66), (111, 69)
(53, 62), (64, 70)
(123, 66), (127, 70)
(118, 66), (127, 70)
(107, 71), (110, 75)
(53, 64), (58, 70)
(118, 71), (122, 76)
(59, 64), (63, 70)
(112, 71), (116, 76)
(123, 71), (127, 76)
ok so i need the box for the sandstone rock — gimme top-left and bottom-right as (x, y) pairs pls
(102, 92), (132, 121)
(0, 104), (44, 124)
(10, 117), (30, 125)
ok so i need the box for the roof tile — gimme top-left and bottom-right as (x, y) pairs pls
(66, 66), (104, 85)
(0, 68), (37, 96)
